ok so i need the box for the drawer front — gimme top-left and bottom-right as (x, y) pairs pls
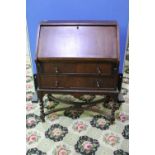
(38, 62), (116, 76)
(38, 75), (117, 89)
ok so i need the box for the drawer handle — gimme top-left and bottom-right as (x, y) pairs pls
(55, 81), (59, 87)
(96, 80), (101, 88)
(97, 67), (102, 74)
(55, 67), (59, 73)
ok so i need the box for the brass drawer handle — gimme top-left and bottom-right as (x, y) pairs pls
(96, 80), (101, 88)
(55, 67), (59, 73)
(97, 67), (102, 75)
(55, 81), (59, 87)
(96, 80), (104, 88)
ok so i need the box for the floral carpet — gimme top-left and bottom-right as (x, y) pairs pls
(26, 53), (129, 155)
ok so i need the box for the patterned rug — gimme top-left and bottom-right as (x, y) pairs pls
(26, 52), (129, 155)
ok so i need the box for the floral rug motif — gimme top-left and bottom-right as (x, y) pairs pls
(75, 136), (100, 155)
(26, 113), (40, 129)
(45, 124), (68, 142)
(26, 51), (129, 154)
(53, 144), (71, 155)
(122, 125), (129, 139)
(26, 131), (41, 145)
(113, 149), (129, 155)
(72, 121), (88, 133)
(103, 132), (120, 147)
(26, 148), (46, 155)
(90, 115), (110, 130)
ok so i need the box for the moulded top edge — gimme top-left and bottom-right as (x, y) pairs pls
(39, 20), (118, 26)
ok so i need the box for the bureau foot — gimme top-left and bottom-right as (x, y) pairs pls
(110, 96), (118, 124)
(40, 102), (45, 122)
(40, 114), (45, 122)
(37, 91), (45, 123)
(110, 105), (116, 124)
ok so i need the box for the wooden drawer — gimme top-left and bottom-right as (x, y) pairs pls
(38, 62), (117, 76)
(38, 75), (117, 89)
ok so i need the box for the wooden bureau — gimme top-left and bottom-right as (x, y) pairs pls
(35, 21), (120, 123)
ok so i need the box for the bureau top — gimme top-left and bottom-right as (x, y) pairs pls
(36, 21), (120, 61)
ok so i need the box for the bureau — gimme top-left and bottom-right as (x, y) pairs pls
(35, 21), (120, 123)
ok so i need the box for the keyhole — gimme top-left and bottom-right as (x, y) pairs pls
(77, 26), (79, 29)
